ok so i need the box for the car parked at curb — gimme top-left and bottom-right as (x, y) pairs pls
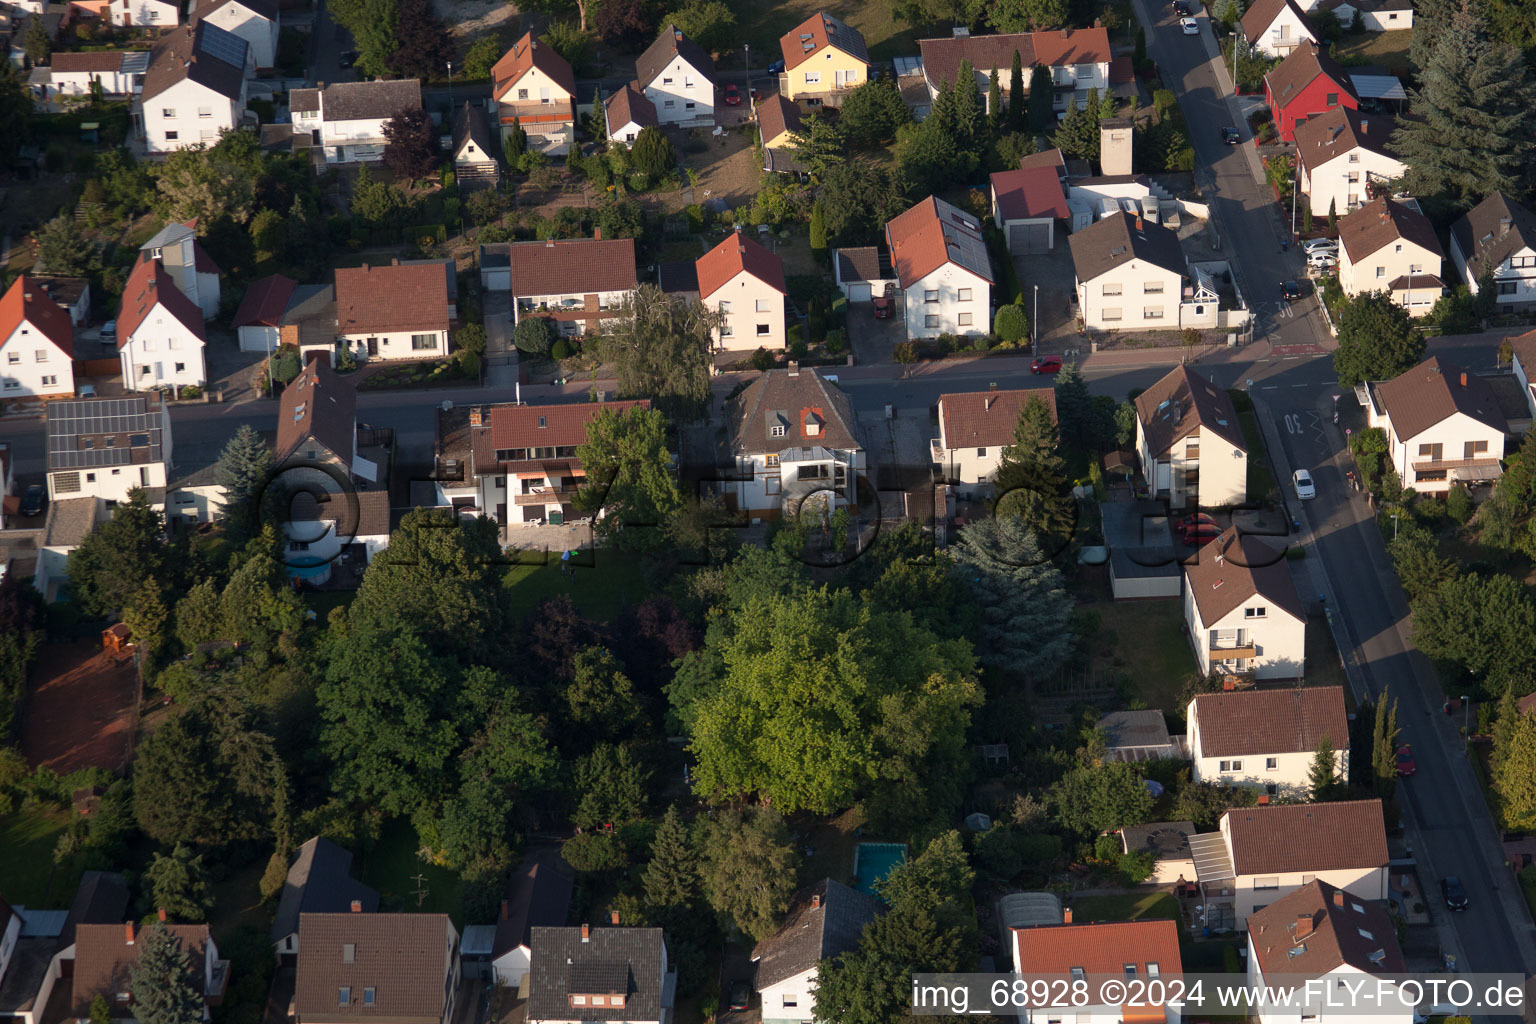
(1180, 16), (1199, 33)
(727, 979), (751, 1012)
(1031, 355), (1062, 374)
(1293, 469), (1316, 500)
(1441, 875), (1468, 911)
(1220, 127), (1241, 144)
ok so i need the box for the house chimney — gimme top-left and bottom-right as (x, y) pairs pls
(787, 360), (799, 376)
(546, 240), (555, 248)
(1294, 914), (1314, 940)
(391, 258), (400, 266)
(593, 227), (602, 240)
(1135, 215), (1143, 232)
(500, 900), (510, 921)
(581, 924), (590, 943)
(361, 262), (369, 272)
(23, 291), (32, 301)
(157, 908), (167, 922)
(1333, 891), (1344, 907)
(985, 395), (994, 411)
(1359, 118), (1368, 134)
(469, 406), (483, 427)
(1460, 372), (1467, 387)
(1063, 907), (1073, 924)
(125, 923), (135, 945)
(674, 27), (683, 40)
(350, 900), (362, 912)
(611, 911), (620, 925)
(811, 894), (821, 910)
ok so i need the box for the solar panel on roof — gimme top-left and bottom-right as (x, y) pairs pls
(196, 21), (248, 69)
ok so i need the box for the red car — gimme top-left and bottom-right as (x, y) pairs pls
(723, 83), (742, 106)
(1395, 744), (1416, 777)
(1031, 355), (1062, 374)
(1177, 512), (1218, 535)
(873, 297), (892, 319)
(1180, 522), (1220, 547)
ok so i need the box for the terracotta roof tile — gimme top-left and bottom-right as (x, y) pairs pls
(1373, 355), (1507, 440)
(1248, 881), (1405, 978)
(779, 11), (868, 71)
(494, 238), (637, 299)
(294, 913), (455, 1024)
(1222, 800), (1388, 875)
(233, 273), (296, 328)
(991, 164), (1069, 222)
(276, 356), (356, 464)
(1264, 41), (1355, 112)
(886, 195), (992, 288)
(1192, 687), (1348, 757)
(334, 262), (450, 336)
(696, 231), (786, 298)
(939, 388), (1056, 449)
(1184, 527), (1305, 625)
(636, 25), (714, 90)
(141, 22), (246, 102)
(1338, 196), (1441, 263)
(0, 274), (75, 358)
(755, 91), (801, 147)
(1133, 364), (1246, 458)
(492, 31), (575, 101)
(488, 400), (649, 451)
(918, 28), (1110, 91)
(50, 50), (129, 72)
(117, 253), (205, 347)
(1013, 920), (1182, 978)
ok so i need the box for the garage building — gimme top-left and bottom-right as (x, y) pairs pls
(991, 161), (1070, 254)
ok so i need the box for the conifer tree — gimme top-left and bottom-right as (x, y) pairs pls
(1008, 51), (1025, 132)
(128, 924), (203, 1024)
(641, 804), (697, 913)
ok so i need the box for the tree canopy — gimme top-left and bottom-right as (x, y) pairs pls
(573, 404), (685, 548)
(950, 516), (1075, 674)
(382, 107), (439, 180)
(1331, 291), (1425, 387)
(594, 283), (718, 419)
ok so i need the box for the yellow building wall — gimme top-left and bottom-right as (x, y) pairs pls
(783, 47), (868, 99)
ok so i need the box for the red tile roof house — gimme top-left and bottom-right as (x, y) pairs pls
(0, 274), (76, 398)
(433, 399), (650, 527)
(886, 196), (993, 340)
(696, 230), (787, 354)
(232, 273), (296, 354)
(933, 388), (1057, 496)
(293, 914), (459, 1024)
(1263, 41), (1358, 142)
(71, 919), (229, 1023)
(990, 161), (1071, 254)
(1010, 920), (1182, 1024)
(139, 220), (222, 320)
(1188, 800), (1389, 931)
(491, 31), (577, 155)
(479, 237), (638, 338)
(116, 253), (207, 393)
(333, 260), (452, 363)
(1188, 687), (1347, 797)
(917, 29), (1112, 119)
(1246, 881), (1409, 1024)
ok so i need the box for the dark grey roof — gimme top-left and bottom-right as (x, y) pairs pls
(834, 246), (886, 284)
(491, 848), (573, 958)
(657, 260), (698, 296)
(1450, 192), (1536, 285)
(63, 871), (130, 944)
(142, 22), (247, 102)
(479, 245), (510, 270)
(290, 86), (319, 113)
(167, 439), (225, 490)
(1099, 499), (1181, 583)
(452, 101), (498, 163)
(751, 879), (881, 991)
(1069, 210), (1185, 282)
(46, 396), (165, 471)
(728, 368), (862, 457)
(270, 837), (380, 943)
(320, 79), (422, 122)
(636, 25), (715, 90)
(526, 927), (668, 1023)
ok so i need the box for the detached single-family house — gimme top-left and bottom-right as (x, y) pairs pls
(1242, 0), (1319, 56)
(725, 365), (864, 520)
(1010, 920), (1183, 1024)
(1293, 107), (1403, 216)
(0, 274), (76, 399)
(110, 0), (178, 28)
(269, 838), (380, 964)
(603, 81), (657, 147)
(72, 920), (228, 1022)
(450, 101), (501, 187)
(697, 230), (787, 353)
(116, 254), (207, 392)
(1365, 356), (1507, 492)
(287, 79), (422, 164)
(1246, 881), (1409, 1024)
(1189, 687), (1347, 794)
(140, 220), (221, 320)
(752, 880), (881, 1024)
(1308, 0), (1413, 32)
(233, 273), (296, 353)
(189, 0), (277, 71)
(776, 11), (869, 102)
(491, 32), (576, 154)
(486, 850), (572, 989)
(932, 388), (1057, 496)
(293, 914), (458, 1024)
(1134, 363), (1248, 508)
(0, 871), (131, 1024)
(27, 276), (92, 326)
(756, 92), (804, 174)
(636, 25), (715, 127)
(1069, 211), (1186, 331)
(1337, 197), (1444, 314)
(139, 22), (251, 153)
(1449, 192), (1536, 314)
(886, 195), (992, 339)
(334, 260), (451, 361)
(1183, 528), (1307, 680)
(432, 400), (650, 526)
(1508, 330), (1536, 422)
(991, 161), (1069, 254)
(484, 236), (637, 337)
(1190, 801), (1389, 930)
(40, 50), (149, 102)
(917, 29), (1111, 117)
(1263, 41), (1356, 143)
(525, 926), (673, 1024)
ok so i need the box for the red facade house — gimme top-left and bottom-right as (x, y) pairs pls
(1263, 41), (1357, 142)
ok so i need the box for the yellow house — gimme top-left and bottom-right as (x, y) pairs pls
(778, 12), (869, 101)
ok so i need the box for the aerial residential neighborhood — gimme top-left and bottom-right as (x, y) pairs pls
(1, 0), (1535, 1020)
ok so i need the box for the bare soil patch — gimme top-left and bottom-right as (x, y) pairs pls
(22, 639), (140, 774)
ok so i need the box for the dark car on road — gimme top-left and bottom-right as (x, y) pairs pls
(19, 484), (44, 517)
(1221, 127), (1241, 144)
(339, 50), (358, 68)
(1173, 0), (1192, 14)
(1282, 280), (1302, 301)
(727, 980), (751, 1012)
(1031, 355), (1062, 374)
(1441, 876), (1468, 911)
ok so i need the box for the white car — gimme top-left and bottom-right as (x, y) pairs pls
(1308, 252), (1338, 269)
(1293, 469), (1316, 500)
(1303, 238), (1339, 254)
(1180, 16), (1199, 32)
(77, 384), (96, 398)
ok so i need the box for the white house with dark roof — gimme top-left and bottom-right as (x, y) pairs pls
(139, 21), (251, 153)
(1247, 881), (1410, 1024)
(1133, 364), (1248, 508)
(1182, 529), (1306, 681)
(752, 880), (881, 1024)
(1449, 192), (1536, 314)
(111, 0), (179, 28)
(1242, 0), (1319, 56)
(270, 837), (380, 963)
(726, 365), (864, 520)
(451, 101), (501, 186)
(190, 0), (277, 71)
(830, 247), (897, 303)
(45, 394), (172, 505)
(1070, 211), (1190, 332)
(1189, 687), (1347, 795)
(525, 926), (673, 1024)
(885, 196), (992, 339)
(1308, 0), (1413, 32)
(1293, 108), (1404, 216)
(603, 82), (657, 147)
(932, 388), (1056, 496)
(39, 50), (150, 102)
(1337, 197), (1444, 315)
(1364, 356), (1507, 493)
(487, 850), (572, 989)
(1188, 801), (1389, 931)
(33, 496), (101, 602)
(0, 275), (76, 399)
(140, 220), (221, 320)
(287, 79), (422, 164)
(636, 25), (715, 127)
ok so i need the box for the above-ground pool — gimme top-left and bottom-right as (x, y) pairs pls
(853, 842), (908, 895)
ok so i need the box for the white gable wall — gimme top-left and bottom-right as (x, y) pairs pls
(1, 319), (75, 397)
(143, 77), (245, 153)
(1250, 5), (1318, 55)
(759, 966), (816, 1024)
(1302, 146), (1406, 217)
(642, 54), (713, 125)
(904, 264), (989, 339)
(200, 1), (277, 69)
(119, 310), (207, 390)
(111, 0), (179, 26)
(1382, 408), (1506, 494)
(705, 270), (785, 353)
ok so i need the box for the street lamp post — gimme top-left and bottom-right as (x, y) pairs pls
(1290, 162), (1298, 240)
(1032, 284), (1039, 359)
(1390, 512), (1399, 540)
(744, 44), (750, 100)
(1230, 32), (1239, 95)
(1462, 696), (1471, 737)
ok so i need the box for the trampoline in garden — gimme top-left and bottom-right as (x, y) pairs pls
(852, 842), (908, 895)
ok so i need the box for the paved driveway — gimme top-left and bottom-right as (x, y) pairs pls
(1015, 245), (1080, 350)
(847, 299), (905, 364)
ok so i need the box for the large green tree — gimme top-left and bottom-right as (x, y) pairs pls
(1411, 572), (1536, 682)
(661, 0), (735, 53)
(697, 805), (798, 941)
(1493, 708), (1536, 830)
(128, 924), (203, 1024)
(153, 132), (260, 228)
(1052, 761), (1154, 834)
(382, 107), (438, 181)
(572, 742), (649, 830)
(1027, 64), (1054, 135)
(874, 830), (973, 929)
(213, 424), (273, 541)
(68, 489), (165, 618)
(144, 844), (213, 922)
(641, 804), (697, 914)
(388, 0), (452, 79)
(989, 0), (1068, 31)
(817, 160), (910, 246)
(573, 404), (685, 548)
(1331, 291), (1425, 387)
(950, 516), (1075, 674)
(594, 284), (718, 420)
(328, 0), (398, 78)
(812, 903), (967, 1024)
(836, 78), (911, 148)
(790, 114), (845, 181)
(34, 215), (92, 276)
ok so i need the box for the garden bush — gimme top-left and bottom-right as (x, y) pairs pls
(750, 347), (774, 372)
(551, 338), (573, 360)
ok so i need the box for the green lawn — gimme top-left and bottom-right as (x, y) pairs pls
(355, 819), (466, 925)
(502, 550), (650, 623)
(0, 808), (84, 906)
(1234, 407), (1278, 501)
(1334, 31), (1414, 76)
(1087, 599), (1199, 712)
(1070, 890), (1181, 924)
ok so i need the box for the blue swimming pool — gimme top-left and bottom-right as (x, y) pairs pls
(853, 842), (908, 895)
